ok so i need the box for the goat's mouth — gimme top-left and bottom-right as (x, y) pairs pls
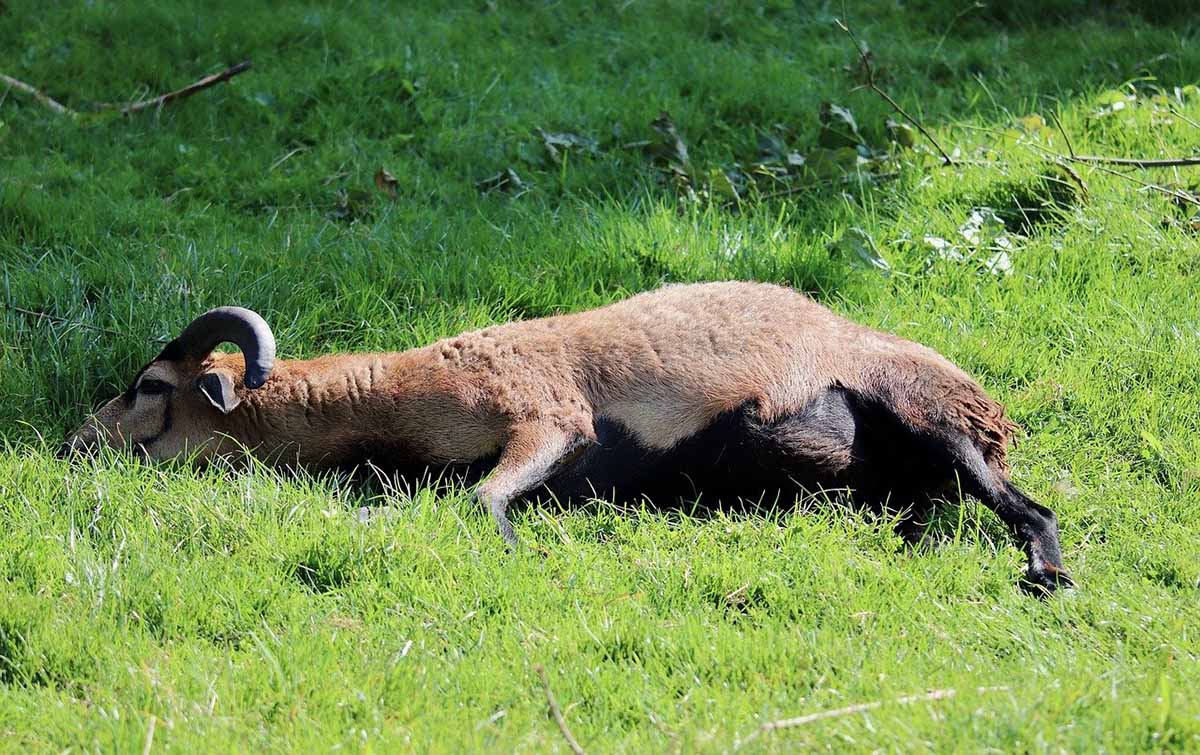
(58, 431), (98, 459)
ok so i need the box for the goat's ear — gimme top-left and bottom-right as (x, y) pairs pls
(196, 370), (241, 414)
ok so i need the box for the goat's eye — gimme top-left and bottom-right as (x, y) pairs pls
(137, 379), (174, 396)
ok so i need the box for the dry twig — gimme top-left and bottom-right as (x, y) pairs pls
(0, 73), (77, 117)
(1050, 110), (1200, 168)
(1023, 140), (1200, 209)
(1048, 110), (1077, 158)
(1, 61), (251, 118)
(142, 715), (157, 755)
(835, 18), (956, 166)
(1074, 160), (1200, 207)
(113, 60), (252, 115)
(535, 665), (586, 755)
(737, 686), (1009, 748)
(1065, 154), (1200, 168)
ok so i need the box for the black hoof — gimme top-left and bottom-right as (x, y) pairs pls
(1020, 565), (1074, 597)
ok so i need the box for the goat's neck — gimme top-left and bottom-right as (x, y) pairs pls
(226, 350), (492, 468)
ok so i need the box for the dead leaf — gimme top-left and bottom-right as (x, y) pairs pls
(886, 117), (916, 148)
(803, 147), (862, 180)
(536, 128), (597, 165)
(648, 111), (692, 177)
(475, 167), (526, 195)
(374, 167), (398, 198)
(828, 227), (890, 275)
(331, 187), (375, 223)
(959, 207), (1008, 247)
(757, 131), (805, 168)
(818, 102), (862, 149)
(1051, 473), (1080, 499)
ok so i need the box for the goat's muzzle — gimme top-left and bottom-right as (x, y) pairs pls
(58, 427), (98, 459)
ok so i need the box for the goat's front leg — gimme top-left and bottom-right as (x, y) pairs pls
(477, 422), (592, 546)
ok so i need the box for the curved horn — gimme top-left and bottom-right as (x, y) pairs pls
(161, 307), (276, 388)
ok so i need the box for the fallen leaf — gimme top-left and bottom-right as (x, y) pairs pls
(331, 187), (375, 223)
(536, 128), (598, 165)
(648, 111), (692, 178)
(886, 117), (916, 148)
(476, 167), (526, 195)
(374, 167), (398, 198)
(1051, 472), (1080, 499)
(959, 207), (1008, 247)
(818, 102), (862, 149)
(757, 131), (805, 168)
(828, 227), (890, 275)
(803, 146), (862, 180)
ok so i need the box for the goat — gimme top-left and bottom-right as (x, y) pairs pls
(62, 281), (1071, 593)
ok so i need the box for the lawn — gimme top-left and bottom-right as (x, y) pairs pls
(2, 0), (1199, 751)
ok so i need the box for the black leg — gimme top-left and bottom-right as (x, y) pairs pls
(943, 436), (1072, 594)
(1000, 481), (1072, 594)
(891, 496), (936, 545)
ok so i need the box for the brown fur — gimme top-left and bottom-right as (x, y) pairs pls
(64, 281), (1073, 591)
(66, 281), (1018, 474)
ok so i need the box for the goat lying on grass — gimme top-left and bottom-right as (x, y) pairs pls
(62, 281), (1071, 593)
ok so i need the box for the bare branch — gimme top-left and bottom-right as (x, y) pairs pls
(834, 19), (956, 166)
(0, 73), (77, 117)
(1022, 140), (1200, 209)
(737, 686), (1009, 748)
(2, 61), (251, 119)
(535, 665), (586, 755)
(114, 60), (252, 115)
(1048, 111), (1076, 159)
(1049, 111), (1200, 168)
(1067, 154), (1200, 168)
(1075, 160), (1200, 207)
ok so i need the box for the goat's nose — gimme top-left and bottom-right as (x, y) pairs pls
(57, 437), (85, 459)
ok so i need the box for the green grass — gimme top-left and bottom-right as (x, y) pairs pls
(3, 0), (1200, 750)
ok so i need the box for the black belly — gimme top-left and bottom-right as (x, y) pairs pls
(351, 388), (947, 513)
(546, 395), (869, 508)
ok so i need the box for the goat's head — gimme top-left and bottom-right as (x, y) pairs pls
(61, 307), (276, 462)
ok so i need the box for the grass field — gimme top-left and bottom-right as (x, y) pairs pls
(3, 0), (1200, 750)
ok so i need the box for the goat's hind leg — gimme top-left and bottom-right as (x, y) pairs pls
(1001, 480), (1071, 593)
(939, 435), (1072, 594)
